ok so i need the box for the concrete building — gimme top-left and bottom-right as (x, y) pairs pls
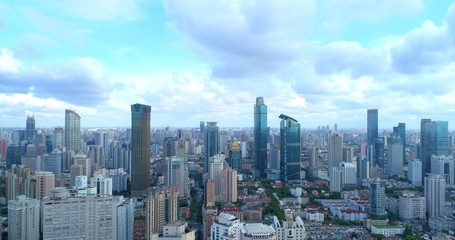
(158, 221), (195, 240)
(431, 155), (455, 187)
(73, 153), (92, 178)
(340, 162), (356, 189)
(8, 195), (40, 240)
(211, 213), (241, 240)
(41, 187), (117, 240)
(370, 178), (386, 217)
(42, 148), (62, 177)
(70, 164), (83, 186)
(272, 209), (307, 240)
(222, 167), (237, 203)
(371, 225), (404, 237)
(209, 154), (226, 201)
(408, 159), (422, 186)
(425, 174), (446, 218)
(329, 167), (341, 192)
(328, 132), (343, 177)
(7, 165), (32, 201)
(146, 187), (179, 237)
(399, 192), (425, 220)
(240, 223), (276, 240)
(91, 174), (113, 196)
(35, 171), (55, 199)
(116, 196), (134, 240)
(386, 135), (403, 176)
(205, 178), (216, 207)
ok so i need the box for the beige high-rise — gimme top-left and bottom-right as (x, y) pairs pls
(35, 171), (55, 199)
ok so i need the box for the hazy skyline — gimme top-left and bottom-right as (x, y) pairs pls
(1, 0), (455, 129)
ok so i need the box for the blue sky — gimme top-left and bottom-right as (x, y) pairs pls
(1, 0), (455, 129)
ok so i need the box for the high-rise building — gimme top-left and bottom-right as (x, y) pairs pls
(205, 178), (216, 207)
(42, 148), (62, 177)
(7, 165), (32, 201)
(64, 109), (81, 153)
(342, 146), (354, 163)
(70, 164), (83, 186)
(272, 209), (307, 240)
(328, 132), (343, 177)
(374, 138), (385, 168)
(399, 192), (425, 220)
(53, 127), (64, 149)
(35, 171), (55, 199)
(41, 187), (117, 240)
(204, 122), (220, 174)
(146, 187), (179, 236)
(94, 131), (109, 165)
(425, 174), (446, 218)
(26, 116), (35, 142)
(228, 140), (242, 173)
(254, 97), (268, 178)
(367, 109), (378, 147)
(91, 174), (113, 196)
(209, 154), (226, 201)
(386, 135), (403, 176)
(270, 146), (280, 170)
(8, 195), (40, 240)
(329, 167), (341, 192)
(211, 213), (241, 240)
(166, 157), (188, 198)
(116, 197), (134, 240)
(131, 103), (151, 197)
(370, 178), (386, 217)
(74, 153), (92, 178)
(431, 155), (454, 187)
(341, 162), (356, 189)
(279, 114), (301, 183)
(408, 159), (422, 186)
(420, 119), (449, 179)
(393, 123), (406, 164)
(222, 166), (237, 203)
(163, 133), (176, 158)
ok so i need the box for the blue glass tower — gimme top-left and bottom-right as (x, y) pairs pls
(393, 123), (406, 164)
(367, 109), (378, 147)
(254, 97), (268, 178)
(420, 119), (449, 178)
(204, 122), (219, 173)
(279, 114), (301, 183)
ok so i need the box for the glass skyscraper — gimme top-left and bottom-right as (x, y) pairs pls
(228, 140), (242, 173)
(420, 119), (448, 178)
(367, 109), (378, 147)
(279, 114), (301, 183)
(204, 122), (219, 174)
(64, 109), (81, 153)
(254, 97), (268, 178)
(25, 116), (35, 142)
(131, 103), (151, 197)
(393, 123), (406, 164)
(370, 178), (386, 217)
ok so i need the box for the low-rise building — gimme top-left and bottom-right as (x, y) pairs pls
(371, 225), (404, 237)
(272, 209), (307, 240)
(428, 215), (455, 231)
(240, 223), (276, 240)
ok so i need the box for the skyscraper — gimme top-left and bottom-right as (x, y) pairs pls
(131, 103), (151, 197)
(370, 178), (386, 217)
(420, 119), (449, 178)
(431, 155), (454, 187)
(279, 114), (301, 183)
(254, 97), (268, 178)
(8, 195), (40, 240)
(204, 122), (219, 174)
(35, 171), (55, 199)
(25, 116), (35, 142)
(408, 159), (422, 186)
(367, 109), (378, 147)
(425, 174), (445, 218)
(163, 133), (176, 158)
(328, 132), (343, 177)
(146, 187), (179, 236)
(386, 135), (403, 176)
(64, 109), (81, 152)
(228, 140), (242, 173)
(393, 123), (406, 164)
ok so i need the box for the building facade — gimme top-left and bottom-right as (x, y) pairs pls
(8, 195), (40, 240)
(204, 122), (220, 174)
(64, 109), (81, 152)
(367, 109), (378, 147)
(272, 209), (307, 240)
(131, 103), (151, 197)
(425, 174), (446, 218)
(279, 114), (301, 183)
(254, 97), (268, 178)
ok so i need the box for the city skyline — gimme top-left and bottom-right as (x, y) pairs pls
(1, 1), (455, 128)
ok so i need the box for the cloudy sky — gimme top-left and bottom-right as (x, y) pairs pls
(1, 0), (455, 129)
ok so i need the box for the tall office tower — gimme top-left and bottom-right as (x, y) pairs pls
(272, 209), (307, 240)
(209, 154), (226, 200)
(228, 140), (242, 173)
(342, 146), (354, 163)
(221, 167), (237, 203)
(89, 145), (104, 168)
(367, 109), (378, 147)
(341, 162), (357, 189)
(270, 146), (280, 170)
(42, 148), (62, 177)
(399, 192), (425, 220)
(94, 131), (109, 163)
(166, 157), (187, 198)
(357, 157), (370, 185)
(53, 127), (64, 149)
(8, 195), (40, 240)
(35, 171), (55, 199)
(408, 159), (422, 186)
(425, 174), (446, 218)
(163, 133), (176, 158)
(386, 136), (403, 176)
(328, 132), (343, 177)
(373, 138), (385, 168)
(329, 167), (341, 192)
(74, 153), (92, 177)
(146, 187), (179, 236)
(7, 165), (32, 201)
(370, 178), (386, 217)
(41, 188), (117, 240)
(211, 213), (241, 240)
(420, 119), (449, 179)
(205, 178), (216, 207)
(431, 155), (455, 187)
(91, 175), (113, 195)
(70, 164), (83, 186)
(6, 145), (22, 168)
(204, 122), (219, 174)
(25, 115), (35, 142)
(279, 114), (301, 183)
(65, 109), (81, 153)
(220, 133), (230, 153)
(393, 123), (406, 164)
(116, 197), (134, 240)
(254, 97), (268, 178)
(200, 121), (205, 134)
(131, 103), (151, 197)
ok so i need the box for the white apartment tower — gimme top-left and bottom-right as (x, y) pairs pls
(408, 159), (422, 186)
(431, 155), (455, 187)
(8, 195), (40, 240)
(399, 192), (425, 220)
(211, 213), (241, 240)
(425, 174), (446, 218)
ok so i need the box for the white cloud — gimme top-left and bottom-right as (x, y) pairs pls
(0, 48), (22, 73)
